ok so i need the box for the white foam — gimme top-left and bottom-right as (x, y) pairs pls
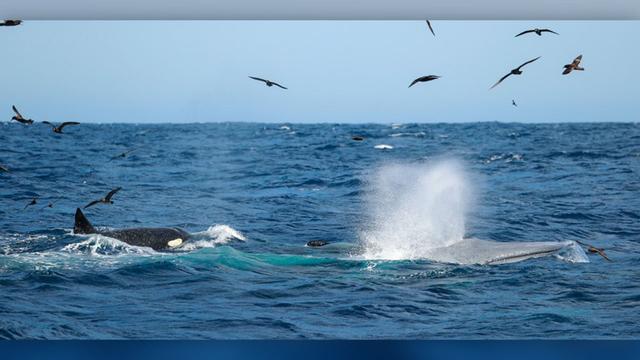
(374, 144), (394, 150)
(181, 224), (246, 250)
(390, 132), (426, 137)
(61, 234), (156, 256)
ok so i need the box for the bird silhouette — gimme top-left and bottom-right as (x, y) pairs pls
(0, 20), (22, 27)
(576, 241), (611, 262)
(24, 197), (37, 210)
(515, 28), (558, 37)
(109, 148), (139, 161)
(11, 105), (33, 125)
(84, 187), (122, 209)
(490, 57), (541, 89)
(249, 76), (287, 89)
(409, 75), (441, 88)
(426, 20), (435, 36)
(42, 121), (80, 133)
(562, 55), (584, 75)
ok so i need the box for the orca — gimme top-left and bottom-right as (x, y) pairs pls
(73, 208), (190, 251)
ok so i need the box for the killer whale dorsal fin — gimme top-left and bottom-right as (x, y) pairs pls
(74, 208), (96, 234)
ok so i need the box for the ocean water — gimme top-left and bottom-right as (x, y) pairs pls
(0, 121), (639, 339)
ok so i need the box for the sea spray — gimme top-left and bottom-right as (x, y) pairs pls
(360, 159), (474, 260)
(180, 225), (246, 251)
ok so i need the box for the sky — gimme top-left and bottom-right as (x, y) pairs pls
(0, 21), (638, 123)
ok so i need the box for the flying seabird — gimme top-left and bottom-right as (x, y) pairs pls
(109, 148), (138, 161)
(576, 240), (611, 262)
(0, 164), (9, 172)
(562, 55), (584, 75)
(42, 121), (80, 133)
(512, 100), (518, 107)
(426, 20), (435, 36)
(24, 197), (37, 210)
(11, 105), (33, 125)
(84, 187), (122, 209)
(515, 28), (558, 37)
(0, 20), (22, 27)
(351, 136), (365, 141)
(249, 76), (287, 89)
(490, 56), (541, 90)
(409, 75), (441, 88)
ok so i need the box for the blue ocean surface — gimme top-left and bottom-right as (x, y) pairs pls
(0, 122), (639, 339)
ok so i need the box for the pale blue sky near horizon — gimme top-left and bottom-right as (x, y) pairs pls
(0, 21), (637, 123)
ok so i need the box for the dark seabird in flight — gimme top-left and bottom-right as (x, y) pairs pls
(409, 75), (441, 88)
(24, 197), (37, 209)
(42, 121), (80, 133)
(490, 56), (541, 89)
(562, 55), (584, 75)
(512, 100), (518, 107)
(41, 195), (63, 209)
(109, 148), (138, 161)
(576, 240), (611, 262)
(84, 187), (122, 209)
(11, 105), (34, 125)
(426, 20), (435, 36)
(515, 28), (558, 37)
(249, 76), (287, 89)
(0, 20), (22, 27)
(351, 136), (365, 141)
(0, 164), (9, 172)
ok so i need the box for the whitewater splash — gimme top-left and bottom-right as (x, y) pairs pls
(360, 159), (587, 264)
(361, 159), (471, 260)
(180, 225), (246, 251)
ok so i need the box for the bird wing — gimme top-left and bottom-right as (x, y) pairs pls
(596, 249), (612, 262)
(58, 122), (80, 131)
(11, 105), (23, 118)
(105, 187), (122, 201)
(490, 73), (511, 89)
(24, 198), (37, 209)
(515, 29), (534, 37)
(408, 77), (423, 88)
(426, 20), (435, 36)
(249, 76), (268, 83)
(84, 199), (101, 209)
(109, 148), (134, 161)
(562, 67), (572, 75)
(572, 55), (583, 66)
(42, 121), (56, 128)
(541, 29), (559, 35)
(272, 82), (288, 89)
(516, 56), (541, 70)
